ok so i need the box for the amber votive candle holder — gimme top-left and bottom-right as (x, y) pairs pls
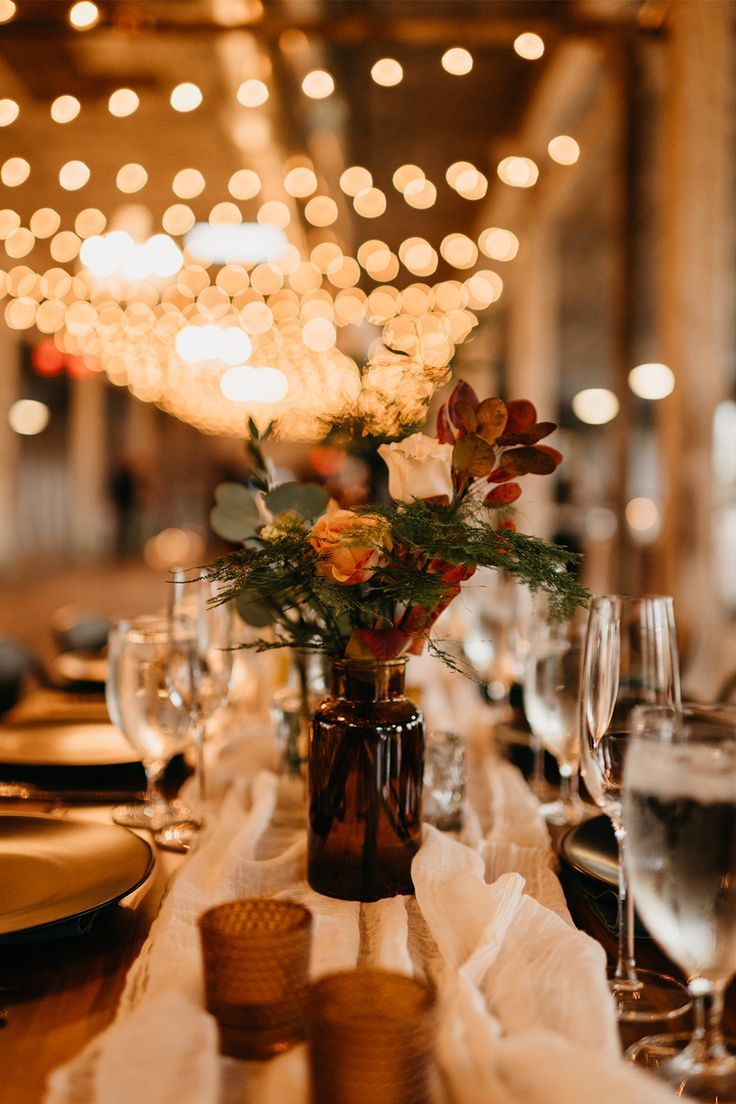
(198, 897), (312, 1060)
(307, 967), (436, 1104)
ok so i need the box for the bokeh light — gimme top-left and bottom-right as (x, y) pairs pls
(572, 388), (619, 425)
(302, 70), (334, 99)
(441, 48), (473, 75)
(170, 83), (203, 112)
(548, 135), (580, 165)
(628, 362), (675, 400)
(108, 89), (140, 117)
(69, 2), (99, 30)
(51, 96), (81, 124)
(514, 32), (545, 60)
(9, 399), (49, 435)
(371, 58), (403, 86)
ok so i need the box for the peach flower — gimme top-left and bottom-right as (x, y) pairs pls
(309, 510), (389, 585)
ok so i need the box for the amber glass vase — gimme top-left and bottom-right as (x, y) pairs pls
(307, 658), (424, 902)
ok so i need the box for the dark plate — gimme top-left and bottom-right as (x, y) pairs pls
(0, 813), (154, 938)
(559, 814), (618, 887)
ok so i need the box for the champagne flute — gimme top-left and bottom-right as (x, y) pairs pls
(580, 594), (690, 1022)
(524, 615), (586, 826)
(156, 569), (234, 852)
(108, 619), (190, 831)
(625, 704), (736, 1101)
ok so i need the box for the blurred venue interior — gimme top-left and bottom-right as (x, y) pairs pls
(0, 0), (733, 695)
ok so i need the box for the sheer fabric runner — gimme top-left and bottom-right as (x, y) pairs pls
(46, 660), (677, 1104)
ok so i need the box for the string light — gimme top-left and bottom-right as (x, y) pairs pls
(108, 89), (140, 117)
(497, 156), (539, 188)
(68, 2), (100, 30)
(1, 158), (30, 187)
(548, 135), (580, 165)
(170, 83), (203, 112)
(514, 32), (545, 60)
(9, 399), (49, 435)
(0, 99), (19, 126)
(51, 96), (81, 124)
(628, 362), (675, 400)
(441, 48), (473, 75)
(371, 58), (403, 86)
(116, 163), (148, 194)
(302, 70), (334, 99)
(237, 80), (269, 107)
(0, 1), (17, 24)
(173, 168), (205, 199)
(572, 388), (619, 425)
(59, 160), (90, 191)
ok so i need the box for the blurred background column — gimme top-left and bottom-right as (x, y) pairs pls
(658, 0), (736, 693)
(69, 373), (111, 560)
(0, 328), (20, 569)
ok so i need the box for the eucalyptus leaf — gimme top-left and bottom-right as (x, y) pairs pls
(209, 503), (259, 543)
(214, 482), (261, 517)
(235, 593), (274, 628)
(266, 482), (329, 521)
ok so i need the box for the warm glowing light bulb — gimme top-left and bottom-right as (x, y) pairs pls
(478, 227), (519, 262)
(59, 160), (90, 190)
(51, 95), (81, 124)
(284, 166), (317, 197)
(301, 70), (334, 99)
(572, 388), (619, 425)
(514, 32), (545, 60)
(170, 83), (203, 112)
(30, 207), (61, 238)
(371, 58), (403, 86)
(108, 88), (140, 117)
(0, 99), (18, 126)
(497, 156), (539, 188)
(220, 365), (288, 403)
(69, 1), (99, 29)
(173, 168), (205, 199)
(237, 79), (269, 107)
(625, 497), (659, 533)
(228, 169), (261, 200)
(441, 47), (473, 75)
(628, 362), (675, 400)
(340, 166), (372, 197)
(9, 399), (49, 435)
(548, 135), (580, 165)
(0, 2), (17, 24)
(116, 163), (148, 193)
(1, 157), (29, 186)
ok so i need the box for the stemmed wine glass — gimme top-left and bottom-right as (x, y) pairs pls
(155, 568), (234, 852)
(524, 614), (587, 826)
(625, 704), (736, 1102)
(579, 594), (691, 1022)
(106, 618), (191, 831)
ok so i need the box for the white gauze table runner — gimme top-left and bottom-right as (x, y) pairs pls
(46, 659), (678, 1104)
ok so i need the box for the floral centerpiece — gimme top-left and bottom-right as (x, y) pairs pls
(208, 380), (588, 901)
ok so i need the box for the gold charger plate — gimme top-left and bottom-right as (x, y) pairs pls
(0, 719), (139, 767)
(0, 813), (154, 937)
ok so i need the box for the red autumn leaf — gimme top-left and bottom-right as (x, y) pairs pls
(500, 446), (558, 476)
(437, 404), (457, 444)
(476, 397), (508, 443)
(498, 420), (557, 446)
(536, 444), (563, 466)
(484, 482), (522, 506)
(452, 433), (496, 478)
(448, 380), (480, 428)
(450, 400), (478, 435)
(505, 399), (537, 432)
(487, 467), (515, 483)
(345, 628), (412, 661)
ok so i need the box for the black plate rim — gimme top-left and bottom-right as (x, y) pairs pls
(558, 814), (618, 888)
(0, 812), (155, 936)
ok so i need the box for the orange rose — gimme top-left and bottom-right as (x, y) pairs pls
(309, 510), (389, 585)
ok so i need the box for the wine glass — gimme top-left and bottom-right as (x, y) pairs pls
(155, 569), (234, 852)
(624, 704), (736, 1101)
(524, 615), (587, 826)
(107, 619), (191, 831)
(580, 594), (690, 1022)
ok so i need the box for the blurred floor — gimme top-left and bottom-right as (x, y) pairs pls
(0, 559), (171, 673)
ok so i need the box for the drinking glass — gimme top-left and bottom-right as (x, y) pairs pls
(107, 619), (190, 830)
(624, 705), (736, 1101)
(580, 594), (690, 1022)
(524, 616), (586, 826)
(156, 569), (234, 852)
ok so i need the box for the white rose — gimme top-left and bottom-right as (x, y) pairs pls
(378, 432), (454, 503)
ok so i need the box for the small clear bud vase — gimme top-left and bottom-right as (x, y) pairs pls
(307, 658), (424, 901)
(271, 648), (327, 826)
